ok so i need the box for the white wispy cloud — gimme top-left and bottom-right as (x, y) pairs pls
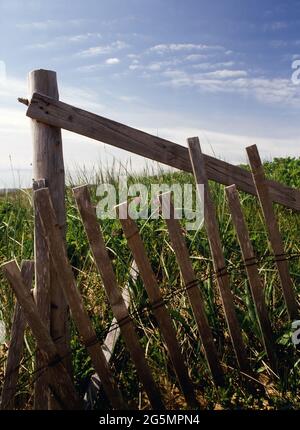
(17, 19), (88, 30)
(204, 69), (247, 78)
(105, 57), (120, 65)
(119, 95), (140, 103)
(26, 32), (102, 50)
(149, 43), (223, 53)
(264, 21), (289, 31)
(185, 54), (209, 61)
(76, 40), (129, 57)
(270, 40), (288, 48)
(192, 61), (235, 70)
(160, 69), (300, 106)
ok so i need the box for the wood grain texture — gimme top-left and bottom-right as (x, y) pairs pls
(0, 261), (34, 410)
(32, 179), (51, 409)
(118, 204), (198, 409)
(73, 185), (164, 410)
(188, 137), (250, 373)
(34, 187), (126, 410)
(246, 145), (299, 321)
(29, 70), (70, 409)
(225, 185), (278, 372)
(26, 92), (300, 212)
(159, 194), (224, 386)
(1, 261), (81, 410)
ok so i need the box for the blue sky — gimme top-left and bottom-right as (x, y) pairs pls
(0, 0), (300, 187)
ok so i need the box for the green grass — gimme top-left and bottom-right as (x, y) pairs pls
(0, 157), (300, 410)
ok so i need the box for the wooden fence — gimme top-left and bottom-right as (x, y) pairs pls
(0, 69), (299, 410)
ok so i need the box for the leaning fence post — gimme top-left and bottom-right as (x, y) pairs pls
(29, 69), (70, 409)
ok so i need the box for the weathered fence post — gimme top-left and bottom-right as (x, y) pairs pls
(29, 69), (70, 409)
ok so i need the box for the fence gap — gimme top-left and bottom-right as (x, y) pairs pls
(159, 193), (224, 386)
(118, 203), (198, 409)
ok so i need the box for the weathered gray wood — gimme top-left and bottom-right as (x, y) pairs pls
(246, 145), (299, 321)
(188, 137), (250, 373)
(25, 92), (300, 212)
(159, 194), (224, 386)
(29, 70), (70, 409)
(225, 185), (278, 372)
(1, 261), (81, 410)
(0, 261), (34, 410)
(34, 187), (126, 409)
(102, 265), (135, 362)
(73, 185), (164, 410)
(118, 203), (198, 409)
(32, 179), (51, 409)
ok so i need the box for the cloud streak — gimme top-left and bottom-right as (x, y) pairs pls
(26, 32), (102, 50)
(149, 43), (224, 53)
(76, 40), (129, 57)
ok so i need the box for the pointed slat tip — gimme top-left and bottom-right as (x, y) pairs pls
(18, 97), (29, 106)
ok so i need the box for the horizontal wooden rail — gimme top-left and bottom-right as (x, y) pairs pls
(25, 92), (300, 212)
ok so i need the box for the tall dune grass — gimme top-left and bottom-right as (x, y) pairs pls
(0, 157), (300, 409)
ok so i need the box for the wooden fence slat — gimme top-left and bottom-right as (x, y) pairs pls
(0, 260), (34, 410)
(25, 92), (300, 212)
(225, 185), (278, 372)
(187, 137), (250, 373)
(73, 185), (164, 410)
(32, 179), (51, 409)
(246, 145), (299, 321)
(34, 187), (126, 410)
(159, 194), (224, 386)
(118, 204), (198, 409)
(1, 261), (81, 410)
(84, 261), (137, 409)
